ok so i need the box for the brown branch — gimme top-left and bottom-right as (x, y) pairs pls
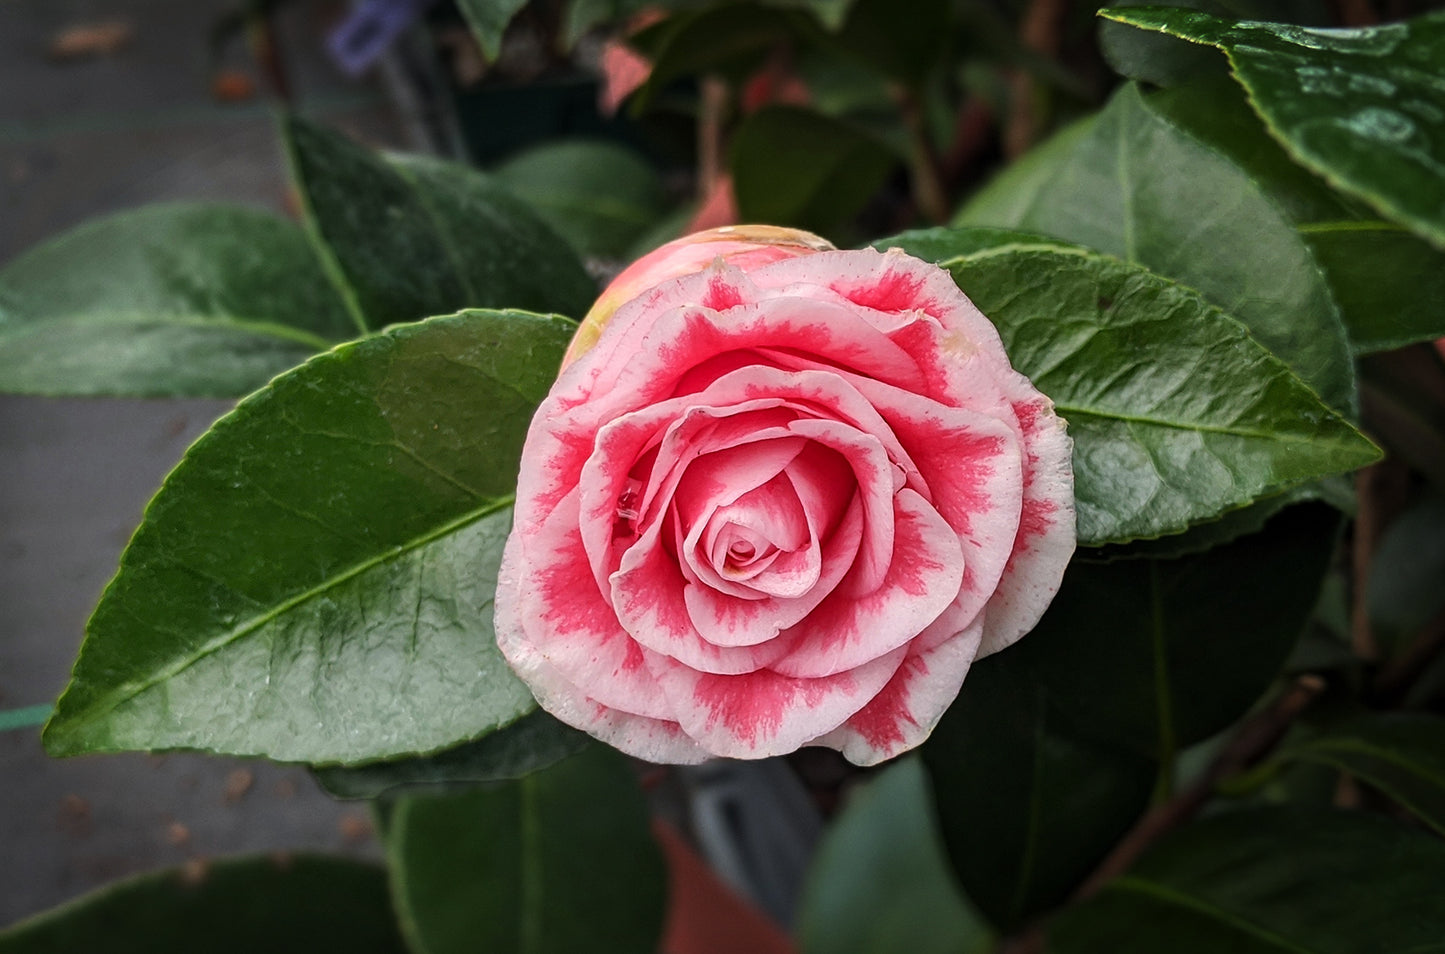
(1372, 603), (1445, 706)
(1003, 0), (1067, 157)
(1072, 674), (1326, 901)
(1350, 458), (1412, 661)
(898, 87), (950, 224)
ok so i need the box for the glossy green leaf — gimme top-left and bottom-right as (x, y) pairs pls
(923, 646), (1156, 930)
(1016, 503), (1340, 760)
(870, 224), (1062, 261)
(0, 204), (353, 397)
(0, 856), (405, 954)
(492, 140), (668, 259)
(733, 106), (898, 239)
(957, 83), (1355, 414)
(388, 746), (666, 954)
(43, 309), (576, 764)
(1049, 807), (1445, 953)
(283, 117), (596, 331)
(948, 246), (1378, 545)
(1098, 0), (1228, 89)
(797, 757), (992, 954)
(1281, 714), (1445, 836)
(456, 0), (529, 60)
(1149, 76), (1359, 224)
(1300, 221), (1445, 353)
(313, 710), (593, 799)
(1366, 491), (1445, 655)
(1102, 7), (1445, 249)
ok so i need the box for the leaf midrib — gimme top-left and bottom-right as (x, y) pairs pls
(54, 495), (514, 739)
(1107, 876), (1316, 953)
(0, 309), (336, 351)
(1059, 406), (1366, 450)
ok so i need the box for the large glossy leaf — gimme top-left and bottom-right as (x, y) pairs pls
(957, 83), (1355, 414)
(1017, 503), (1340, 760)
(492, 140), (668, 259)
(0, 856), (405, 953)
(0, 204), (353, 397)
(1148, 75), (1359, 225)
(388, 746), (666, 954)
(797, 758), (992, 954)
(948, 245), (1378, 545)
(283, 117), (596, 331)
(923, 646), (1157, 931)
(314, 710), (593, 799)
(1103, 7), (1445, 250)
(732, 106), (898, 238)
(456, 0), (529, 60)
(1049, 807), (1445, 953)
(1300, 221), (1445, 354)
(1280, 714), (1445, 836)
(43, 309), (575, 764)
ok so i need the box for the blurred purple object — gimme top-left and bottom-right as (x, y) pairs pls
(328, 0), (436, 77)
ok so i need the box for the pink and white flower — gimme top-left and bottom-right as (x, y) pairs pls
(496, 227), (1075, 765)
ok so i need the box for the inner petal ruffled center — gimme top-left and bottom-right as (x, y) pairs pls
(694, 473), (818, 598)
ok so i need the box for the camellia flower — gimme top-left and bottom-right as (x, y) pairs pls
(496, 226), (1075, 765)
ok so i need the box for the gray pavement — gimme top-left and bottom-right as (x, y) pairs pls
(0, 0), (413, 927)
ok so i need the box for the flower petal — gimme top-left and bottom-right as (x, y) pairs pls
(770, 489), (964, 678)
(645, 645), (908, 759)
(812, 613), (985, 766)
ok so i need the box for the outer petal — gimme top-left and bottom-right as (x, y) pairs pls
(645, 644), (908, 760)
(502, 638), (711, 764)
(497, 490), (675, 720)
(978, 391), (1076, 655)
(812, 613), (985, 766)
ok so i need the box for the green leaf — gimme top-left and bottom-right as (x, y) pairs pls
(870, 224), (1061, 260)
(388, 746), (666, 954)
(923, 647), (1157, 930)
(947, 245), (1378, 545)
(0, 204), (352, 397)
(1015, 502), (1340, 760)
(1366, 491), (1445, 655)
(1148, 75), (1360, 225)
(766, 0), (855, 31)
(1102, 7), (1445, 250)
(732, 106), (898, 239)
(456, 0), (529, 61)
(1300, 221), (1445, 354)
(43, 309), (576, 764)
(0, 855), (406, 953)
(831, 0), (950, 87)
(629, 3), (806, 107)
(1049, 807), (1445, 953)
(797, 757), (993, 954)
(283, 117), (596, 331)
(957, 83), (1356, 414)
(313, 710), (593, 799)
(1281, 714), (1445, 836)
(492, 140), (668, 259)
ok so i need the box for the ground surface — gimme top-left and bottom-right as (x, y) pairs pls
(0, 0), (412, 927)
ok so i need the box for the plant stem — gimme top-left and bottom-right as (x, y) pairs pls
(898, 87), (949, 224)
(1072, 674), (1325, 901)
